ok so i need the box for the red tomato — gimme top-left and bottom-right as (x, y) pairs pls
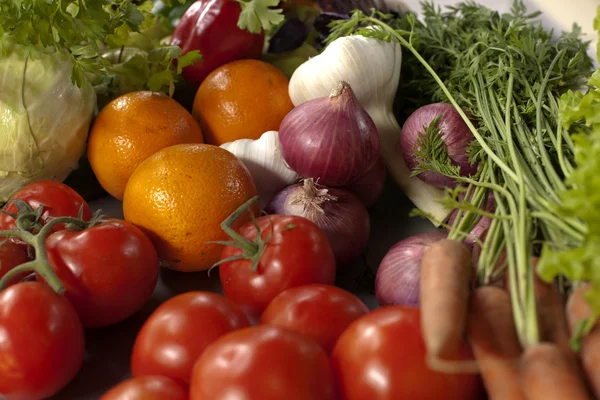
(99, 376), (188, 400)
(219, 215), (336, 317)
(170, 0), (265, 85)
(131, 291), (250, 384)
(332, 306), (483, 400)
(261, 284), (369, 354)
(44, 219), (159, 328)
(0, 239), (30, 285)
(0, 282), (85, 400)
(0, 180), (92, 231)
(189, 325), (337, 400)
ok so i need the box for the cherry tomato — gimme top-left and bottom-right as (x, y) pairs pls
(131, 291), (250, 384)
(44, 219), (159, 328)
(331, 306), (483, 400)
(261, 284), (369, 354)
(170, 0), (265, 85)
(0, 180), (92, 232)
(219, 215), (336, 317)
(100, 376), (188, 400)
(0, 282), (85, 400)
(0, 239), (30, 285)
(189, 325), (337, 400)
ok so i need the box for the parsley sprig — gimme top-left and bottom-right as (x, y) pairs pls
(0, 0), (201, 95)
(237, 0), (285, 34)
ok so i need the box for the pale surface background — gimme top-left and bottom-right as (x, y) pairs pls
(50, 0), (598, 398)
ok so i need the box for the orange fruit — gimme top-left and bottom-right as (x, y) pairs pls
(88, 91), (203, 200)
(122, 143), (258, 272)
(192, 59), (294, 146)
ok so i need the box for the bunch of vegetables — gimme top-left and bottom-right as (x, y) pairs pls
(0, 179), (482, 400)
(315, 0), (600, 397)
(101, 196), (483, 400)
(0, 180), (161, 399)
(0, 0), (204, 203)
(3, 0), (600, 399)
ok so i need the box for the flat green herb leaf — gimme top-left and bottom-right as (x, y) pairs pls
(177, 49), (202, 74)
(148, 45), (181, 62)
(0, 0), (194, 95)
(147, 68), (174, 94)
(66, 2), (80, 17)
(237, 0), (284, 34)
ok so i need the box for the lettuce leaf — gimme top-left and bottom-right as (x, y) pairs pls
(538, 12), (600, 331)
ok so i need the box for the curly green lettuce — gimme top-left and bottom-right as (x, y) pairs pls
(538, 7), (600, 345)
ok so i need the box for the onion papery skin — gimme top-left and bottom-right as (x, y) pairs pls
(266, 180), (370, 267)
(400, 102), (477, 188)
(375, 232), (447, 307)
(278, 82), (380, 186)
(343, 157), (386, 208)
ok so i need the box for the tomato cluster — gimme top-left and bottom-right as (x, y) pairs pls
(0, 183), (483, 400)
(0, 181), (159, 400)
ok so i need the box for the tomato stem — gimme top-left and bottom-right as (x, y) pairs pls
(210, 196), (268, 273)
(220, 197), (260, 254)
(0, 215), (88, 294)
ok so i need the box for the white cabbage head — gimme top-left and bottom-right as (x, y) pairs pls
(0, 49), (96, 202)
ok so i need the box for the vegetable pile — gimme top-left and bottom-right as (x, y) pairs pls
(2, 0), (600, 399)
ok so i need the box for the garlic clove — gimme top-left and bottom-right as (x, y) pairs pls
(221, 131), (299, 210)
(289, 34), (451, 225)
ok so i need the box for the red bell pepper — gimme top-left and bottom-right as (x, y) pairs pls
(170, 0), (265, 85)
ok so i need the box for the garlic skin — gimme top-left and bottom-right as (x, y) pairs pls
(289, 35), (451, 225)
(220, 131), (299, 209)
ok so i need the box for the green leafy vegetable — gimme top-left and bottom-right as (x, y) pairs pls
(0, 0), (201, 95)
(0, 50), (96, 202)
(153, 0), (197, 28)
(237, 0), (285, 34)
(596, 7), (600, 61)
(411, 115), (461, 179)
(537, 12), (600, 338)
(327, 1), (593, 347)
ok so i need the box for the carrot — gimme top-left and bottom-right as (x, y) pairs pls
(420, 239), (472, 362)
(520, 342), (591, 400)
(466, 286), (525, 400)
(530, 258), (573, 362)
(567, 284), (600, 398)
(503, 258), (574, 362)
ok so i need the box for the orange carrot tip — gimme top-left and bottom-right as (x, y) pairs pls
(521, 342), (591, 400)
(420, 239), (472, 363)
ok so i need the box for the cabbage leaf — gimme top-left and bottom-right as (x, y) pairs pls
(0, 49), (96, 201)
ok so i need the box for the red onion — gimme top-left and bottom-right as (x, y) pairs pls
(343, 157), (386, 208)
(400, 103), (477, 188)
(446, 191), (496, 246)
(375, 232), (446, 307)
(278, 81), (380, 186)
(265, 178), (370, 267)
